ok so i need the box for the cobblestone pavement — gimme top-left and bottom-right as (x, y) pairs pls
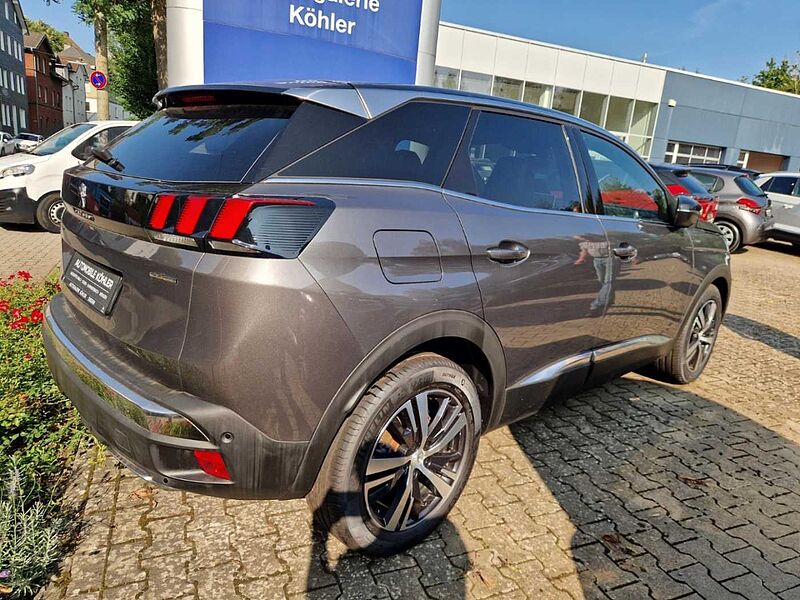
(0, 224), (61, 279)
(20, 232), (800, 599)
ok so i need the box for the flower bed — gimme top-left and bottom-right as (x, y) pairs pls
(0, 271), (88, 599)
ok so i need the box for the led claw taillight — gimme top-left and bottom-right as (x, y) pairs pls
(146, 193), (334, 258)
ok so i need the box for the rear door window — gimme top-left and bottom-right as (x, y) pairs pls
(280, 102), (471, 186)
(692, 172), (723, 193)
(94, 104), (297, 182)
(447, 111), (582, 212)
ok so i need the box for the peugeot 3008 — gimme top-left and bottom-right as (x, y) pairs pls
(44, 83), (731, 555)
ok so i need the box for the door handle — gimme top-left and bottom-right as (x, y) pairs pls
(613, 243), (638, 260)
(487, 241), (530, 264)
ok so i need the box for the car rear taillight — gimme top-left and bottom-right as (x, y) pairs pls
(736, 198), (762, 215)
(695, 197), (719, 222)
(146, 194), (334, 258)
(193, 449), (231, 480)
(667, 184), (689, 196)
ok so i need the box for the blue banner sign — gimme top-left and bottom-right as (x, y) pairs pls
(203, 0), (424, 84)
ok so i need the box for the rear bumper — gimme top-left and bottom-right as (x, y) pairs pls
(0, 187), (35, 224)
(43, 294), (311, 499)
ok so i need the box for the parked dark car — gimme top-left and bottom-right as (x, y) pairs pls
(43, 83), (731, 554)
(650, 163), (719, 223)
(691, 167), (773, 252)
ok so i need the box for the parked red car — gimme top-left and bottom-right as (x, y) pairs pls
(651, 163), (719, 223)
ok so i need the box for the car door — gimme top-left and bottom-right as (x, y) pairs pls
(759, 175), (800, 225)
(576, 130), (695, 382)
(442, 110), (609, 424)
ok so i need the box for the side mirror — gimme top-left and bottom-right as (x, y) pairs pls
(673, 194), (702, 228)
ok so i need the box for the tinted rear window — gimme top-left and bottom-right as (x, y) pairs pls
(95, 105), (295, 182)
(677, 173), (711, 196)
(735, 175), (767, 197)
(280, 102), (471, 186)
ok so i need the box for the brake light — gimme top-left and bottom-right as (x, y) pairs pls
(736, 197), (762, 215)
(175, 196), (209, 235)
(667, 184), (689, 196)
(209, 197), (315, 241)
(149, 194), (176, 230)
(193, 449), (231, 480)
(145, 193), (334, 257)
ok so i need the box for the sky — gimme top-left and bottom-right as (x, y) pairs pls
(19, 0), (800, 82)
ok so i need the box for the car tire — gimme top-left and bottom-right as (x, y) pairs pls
(650, 285), (723, 385)
(307, 352), (480, 556)
(715, 220), (741, 252)
(36, 193), (65, 233)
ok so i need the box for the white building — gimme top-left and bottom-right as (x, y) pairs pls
(57, 58), (87, 126)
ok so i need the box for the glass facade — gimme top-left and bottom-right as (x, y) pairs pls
(433, 66), (660, 159)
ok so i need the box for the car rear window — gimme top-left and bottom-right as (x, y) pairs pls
(677, 173), (711, 196)
(94, 104), (296, 182)
(735, 175), (767, 197)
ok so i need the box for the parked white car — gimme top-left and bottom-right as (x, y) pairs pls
(11, 132), (43, 153)
(0, 121), (136, 232)
(756, 172), (800, 247)
(0, 132), (14, 156)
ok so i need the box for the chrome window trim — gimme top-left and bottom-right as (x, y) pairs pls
(268, 177), (605, 221)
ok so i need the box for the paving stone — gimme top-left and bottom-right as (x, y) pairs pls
(25, 235), (800, 599)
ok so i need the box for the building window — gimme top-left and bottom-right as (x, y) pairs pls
(19, 108), (24, 129)
(737, 150), (749, 168)
(579, 92), (607, 125)
(664, 141), (723, 165)
(606, 96), (634, 134)
(433, 66), (459, 90)
(523, 82), (552, 108)
(459, 71), (493, 95)
(492, 76), (523, 101)
(552, 87), (580, 116)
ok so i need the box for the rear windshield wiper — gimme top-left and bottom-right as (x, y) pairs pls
(91, 146), (125, 172)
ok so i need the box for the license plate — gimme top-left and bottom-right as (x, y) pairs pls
(64, 253), (123, 315)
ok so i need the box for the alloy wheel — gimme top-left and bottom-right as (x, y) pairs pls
(716, 222), (738, 251)
(686, 299), (718, 372)
(364, 389), (469, 532)
(48, 200), (65, 228)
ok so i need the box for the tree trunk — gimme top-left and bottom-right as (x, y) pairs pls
(94, 11), (109, 120)
(151, 0), (168, 90)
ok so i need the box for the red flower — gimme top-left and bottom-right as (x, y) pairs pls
(11, 308), (21, 319)
(0, 301), (9, 312)
(30, 309), (44, 323)
(9, 319), (26, 330)
(23, 353), (32, 360)
(8, 274), (14, 280)
(0, 280), (7, 287)
(17, 271), (32, 281)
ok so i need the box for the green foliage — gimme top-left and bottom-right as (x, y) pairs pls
(0, 270), (88, 598)
(748, 55), (800, 95)
(25, 19), (67, 53)
(71, 0), (158, 119)
(0, 463), (68, 599)
(108, 5), (158, 118)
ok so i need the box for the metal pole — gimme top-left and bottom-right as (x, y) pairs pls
(415, 0), (443, 86)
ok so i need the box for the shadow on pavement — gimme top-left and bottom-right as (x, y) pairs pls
(306, 486), (470, 598)
(724, 313), (800, 359)
(509, 377), (800, 598)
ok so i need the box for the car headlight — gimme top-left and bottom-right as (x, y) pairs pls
(0, 164), (34, 178)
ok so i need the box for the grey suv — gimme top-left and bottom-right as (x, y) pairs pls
(43, 83), (731, 554)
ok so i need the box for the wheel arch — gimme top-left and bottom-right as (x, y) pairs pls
(291, 310), (507, 495)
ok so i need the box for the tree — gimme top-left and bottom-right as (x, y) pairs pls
(26, 18), (67, 53)
(107, 3), (158, 117)
(748, 55), (800, 95)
